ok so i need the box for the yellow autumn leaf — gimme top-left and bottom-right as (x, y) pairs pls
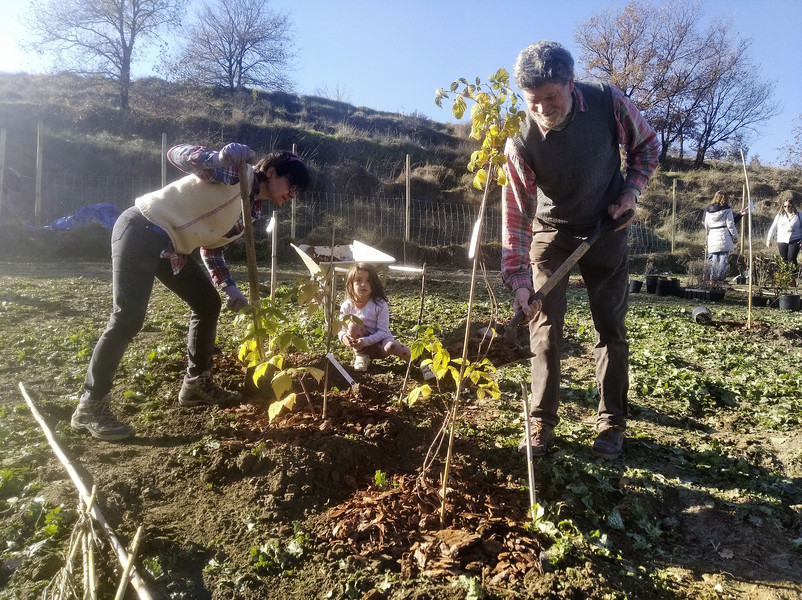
(473, 169), (487, 190)
(268, 393), (297, 422)
(407, 384), (432, 407)
(271, 372), (293, 399)
(452, 96), (466, 119)
(253, 361), (271, 384)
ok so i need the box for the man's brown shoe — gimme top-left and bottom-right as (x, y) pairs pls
(518, 421), (554, 457)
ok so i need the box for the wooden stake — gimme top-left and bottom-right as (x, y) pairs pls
(18, 383), (154, 600)
(86, 487), (97, 600)
(82, 532), (89, 600)
(401, 263), (428, 401)
(239, 161), (265, 361)
(322, 225), (336, 419)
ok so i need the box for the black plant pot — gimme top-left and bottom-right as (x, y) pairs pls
(655, 277), (671, 296)
(628, 280), (643, 293)
(645, 275), (658, 293)
(779, 293), (801, 311)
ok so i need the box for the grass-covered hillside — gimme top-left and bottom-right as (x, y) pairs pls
(1, 72), (801, 270)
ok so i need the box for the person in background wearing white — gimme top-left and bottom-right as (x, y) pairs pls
(703, 190), (739, 285)
(71, 143), (310, 442)
(766, 198), (802, 266)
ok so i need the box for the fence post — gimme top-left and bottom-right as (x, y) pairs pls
(671, 178), (677, 253)
(291, 143), (297, 239)
(36, 121), (43, 226)
(161, 133), (167, 188)
(0, 128), (6, 221)
(405, 154), (410, 242)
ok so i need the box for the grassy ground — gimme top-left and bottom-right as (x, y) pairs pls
(1, 261), (801, 599)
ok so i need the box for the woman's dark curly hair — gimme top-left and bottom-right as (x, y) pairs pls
(254, 151), (311, 193)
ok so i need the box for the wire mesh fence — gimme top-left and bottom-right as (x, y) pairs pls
(0, 171), (777, 256)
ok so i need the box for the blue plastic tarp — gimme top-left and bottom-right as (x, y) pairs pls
(44, 203), (121, 231)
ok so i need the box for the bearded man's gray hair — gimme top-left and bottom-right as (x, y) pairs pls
(513, 41), (575, 90)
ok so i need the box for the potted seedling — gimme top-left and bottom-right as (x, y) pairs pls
(772, 255), (799, 310)
(750, 255), (773, 307)
(644, 258), (658, 293)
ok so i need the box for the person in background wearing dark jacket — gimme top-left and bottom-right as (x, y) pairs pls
(703, 191), (739, 284)
(502, 41), (659, 460)
(71, 143), (310, 442)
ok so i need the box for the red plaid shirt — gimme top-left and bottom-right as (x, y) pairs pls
(163, 145), (262, 289)
(501, 84), (659, 292)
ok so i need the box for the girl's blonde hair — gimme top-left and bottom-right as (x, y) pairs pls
(344, 263), (387, 303)
(712, 190), (728, 206)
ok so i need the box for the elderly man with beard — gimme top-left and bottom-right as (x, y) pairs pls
(502, 41), (659, 459)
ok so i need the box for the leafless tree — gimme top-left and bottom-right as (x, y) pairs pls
(777, 115), (802, 168)
(314, 82), (354, 104)
(24, 0), (186, 110)
(689, 33), (780, 167)
(165, 0), (295, 93)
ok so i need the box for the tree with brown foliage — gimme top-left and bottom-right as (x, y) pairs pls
(575, 0), (779, 166)
(24, 0), (185, 111)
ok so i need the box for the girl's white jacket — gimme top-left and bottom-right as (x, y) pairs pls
(704, 204), (738, 253)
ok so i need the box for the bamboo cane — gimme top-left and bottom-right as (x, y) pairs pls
(322, 225), (336, 419)
(87, 532), (96, 600)
(270, 209), (278, 301)
(86, 486), (97, 600)
(439, 163), (495, 524)
(81, 532), (89, 600)
(239, 161), (265, 360)
(114, 526), (144, 600)
(401, 263), (428, 401)
(18, 383), (154, 600)
(740, 150), (754, 328)
(521, 382), (537, 523)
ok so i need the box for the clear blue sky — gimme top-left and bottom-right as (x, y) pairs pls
(2, 0), (799, 165)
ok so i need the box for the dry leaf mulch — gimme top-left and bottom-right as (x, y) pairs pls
(319, 469), (543, 587)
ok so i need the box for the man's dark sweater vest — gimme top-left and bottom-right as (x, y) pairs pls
(512, 82), (623, 236)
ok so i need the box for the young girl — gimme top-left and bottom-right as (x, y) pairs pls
(338, 263), (410, 372)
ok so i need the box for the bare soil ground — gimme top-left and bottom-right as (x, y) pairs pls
(1, 261), (802, 600)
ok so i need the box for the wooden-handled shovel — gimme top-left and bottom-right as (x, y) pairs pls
(503, 208), (635, 345)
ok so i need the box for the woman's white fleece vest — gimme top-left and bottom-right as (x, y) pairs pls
(135, 167), (254, 254)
